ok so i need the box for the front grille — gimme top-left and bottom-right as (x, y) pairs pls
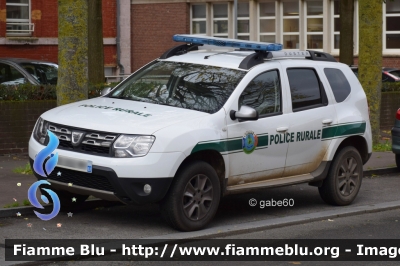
(48, 167), (115, 192)
(48, 123), (118, 157)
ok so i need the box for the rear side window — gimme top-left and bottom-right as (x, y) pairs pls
(324, 68), (351, 103)
(287, 68), (327, 111)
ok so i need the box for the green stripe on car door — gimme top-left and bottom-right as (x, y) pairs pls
(191, 134), (269, 154)
(322, 122), (366, 140)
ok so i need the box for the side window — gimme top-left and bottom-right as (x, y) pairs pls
(239, 70), (281, 116)
(287, 68), (327, 111)
(0, 63), (25, 85)
(324, 68), (351, 103)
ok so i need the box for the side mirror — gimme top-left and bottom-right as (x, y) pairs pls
(100, 87), (113, 96)
(230, 105), (259, 121)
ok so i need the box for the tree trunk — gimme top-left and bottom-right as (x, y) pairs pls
(57, 0), (89, 106)
(358, 0), (382, 145)
(339, 0), (354, 65)
(88, 0), (105, 86)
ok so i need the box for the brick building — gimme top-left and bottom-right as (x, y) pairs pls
(1, 0), (400, 78)
(0, 0), (127, 79)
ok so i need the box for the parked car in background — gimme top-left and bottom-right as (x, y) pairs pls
(351, 66), (400, 82)
(391, 108), (400, 170)
(0, 58), (58, 85)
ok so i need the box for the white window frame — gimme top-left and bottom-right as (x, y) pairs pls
(191, 3), (207, 36)
(237, 2), (250, 40)
(383, 1), (400, 54)
(212, 2), (229, 38)
(330, 0), (340, 54)
(258, 0), (277, 43)
(281, 0), (300, 50)
(6, 0), (33, 37)
(305, 0), (324, 51)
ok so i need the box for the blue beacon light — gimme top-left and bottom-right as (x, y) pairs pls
(173, 34), (283, 52)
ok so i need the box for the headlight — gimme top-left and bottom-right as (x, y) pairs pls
(33, 117), (50, 144)
(113, 135), (155, 158)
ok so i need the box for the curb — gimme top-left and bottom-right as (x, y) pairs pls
(0, 199), (120, 218)
(6, 200), (400, 265)
(363, 167), (398, 176)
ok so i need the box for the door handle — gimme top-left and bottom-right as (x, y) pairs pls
(322, 119), (333, 125)
(276, 126), (289, 133)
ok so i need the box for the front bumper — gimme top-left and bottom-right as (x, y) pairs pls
(391, 127), (400, 154)
(28, 137), (182, 204)
(29, 159), (173, 204)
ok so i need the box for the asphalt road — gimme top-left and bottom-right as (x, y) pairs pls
(1, 172), (400, 265)
(26, 207), (400, 266)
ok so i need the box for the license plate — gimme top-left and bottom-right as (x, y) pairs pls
(57, 156), (92, 173)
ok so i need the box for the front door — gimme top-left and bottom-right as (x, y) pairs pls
(226, 69), (290, 188)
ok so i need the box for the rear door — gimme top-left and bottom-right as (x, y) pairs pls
(281, 66), (337, 177)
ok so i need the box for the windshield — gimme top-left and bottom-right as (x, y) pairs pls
(20, 62), (58, 85)
(108, 61), (246, 114)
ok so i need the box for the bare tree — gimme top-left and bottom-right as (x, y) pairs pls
(358, 0), (382, 144)
(88, 0), (105, 86)
(339, 0), (354, 65)
(57, 0), (89, 106)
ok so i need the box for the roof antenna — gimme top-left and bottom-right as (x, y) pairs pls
(204, 51), (232, 59)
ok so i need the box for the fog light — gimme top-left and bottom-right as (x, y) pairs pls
(143, 184), (152, 194)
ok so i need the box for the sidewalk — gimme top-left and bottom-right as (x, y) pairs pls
(0, 152), (398, 209)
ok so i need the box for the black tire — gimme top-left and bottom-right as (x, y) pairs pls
(40, 186), (89, 209)
(160, 161), (221, 231)
(318, 146), (363, 206)
(396, 154), (400, 171)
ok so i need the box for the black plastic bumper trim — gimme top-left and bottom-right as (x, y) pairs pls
(29, 158), (173, 204)
(391, 127), (400, 137)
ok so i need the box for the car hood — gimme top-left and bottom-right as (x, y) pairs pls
(41, 97), (210, 134)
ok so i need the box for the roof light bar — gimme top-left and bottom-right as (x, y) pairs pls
(173, 34), (283, 52)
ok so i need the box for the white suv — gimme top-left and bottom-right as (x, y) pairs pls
(29, 35), (372, 231)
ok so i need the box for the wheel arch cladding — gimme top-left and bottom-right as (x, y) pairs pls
(336, 136), (369, 164)
(177, 150), (226, 194)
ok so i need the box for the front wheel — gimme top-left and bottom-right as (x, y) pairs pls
(160, 161), (221, 231)
(318, 146), (363, 206)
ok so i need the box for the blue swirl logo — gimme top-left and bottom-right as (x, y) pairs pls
(33, 130), (59, 177)
(29, 130), (60, 220)
(28, 180), (60, 221)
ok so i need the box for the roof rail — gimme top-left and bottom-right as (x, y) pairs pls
(160, 43), (202, 59)
(239, 51), (269, 69)
(306, 50), (336, 62)
(238, 49), (336, 70)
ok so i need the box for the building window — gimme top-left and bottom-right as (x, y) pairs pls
(191, 4), (207, 35)
(306, 1), (323, 49)
(282, 0), (299, 49)
(259, 1), (276, 43)
(6, 0), (32, 36)
(213, 3), (229, 38)
(332, 0), (340, 50)
(385, 0), (400, 49)
(237, 3), (250, 40)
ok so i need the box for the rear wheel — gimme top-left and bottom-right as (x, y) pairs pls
(318, 146), (363, 206)
(160, 161), (221, 231)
